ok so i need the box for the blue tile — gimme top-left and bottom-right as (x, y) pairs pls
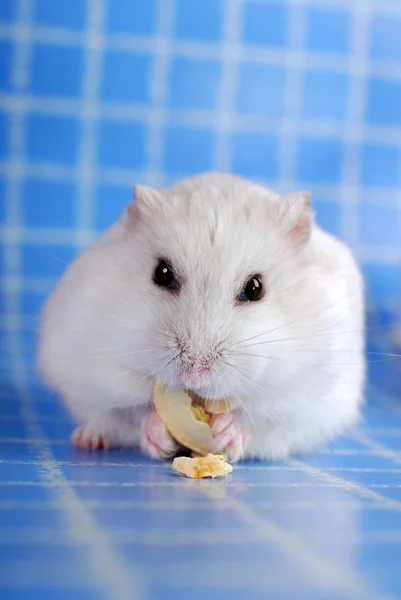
(33, 0), (87, 30)
(236, 64), (285, 116)
(163, 125), (215, 174)
(360, 204), (399, 246)
(0, 418), (27, 437)
(370, 16), (401, 61)
(360, 144), (401, 187)
(30, 43), (84, 98)
(94, 184), (130, 231)
(26, 113), (81, 165)
(363, 264), (399, 304)
(174, 0), (224, 41)
(21, 244), (77, 278)
(168, 58), (221, 110)
(0, 590), (104, 600)
(242, 2), (289, 46)
(306, 7), (350, 53)
(366, 78), (401, 126)
(296, 138), (344, 183)
(97, 121), (146, 168)
(232, 132), (279, 179)
(96, 505), (250, 531)
(101, 50), (152, 104)
(0, 110), (9, 159)
(301, 71), (349, 119)
(0, 0), (16, 22)
(22, 178), (77, 228)
(0, 178), (5, 224)
(0, 40), (13, 91)
(105, 0), (157, 35)
(21, 291), (46, 318)
(0, 244), (6, 276)
(313, 197), (341, 237)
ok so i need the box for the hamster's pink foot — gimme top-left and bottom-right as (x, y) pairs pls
(140, 408), (178, 460)
(211, 412), (248, 462)
(72, 425), (110, 450)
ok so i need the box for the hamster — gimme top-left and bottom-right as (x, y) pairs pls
(37, 172), (365, 461)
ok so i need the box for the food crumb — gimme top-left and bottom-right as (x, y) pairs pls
(172, 454), (233, 479)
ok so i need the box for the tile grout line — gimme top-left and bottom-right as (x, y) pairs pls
(1, 526), (401, 547)
(3, 0), (32, 376)
(3, 456), (401, 472)
(146, 0), (175, 185)
(214, 0), (242, 171)
(279, 0), (306, 191)
(340, 0), (370, 247)
(2, 23), (401, 75)
(1, 155), (401, 199)
(74, 0), (105, 249)
(4, 94), (401, 143)
(292, 459), (401, 511)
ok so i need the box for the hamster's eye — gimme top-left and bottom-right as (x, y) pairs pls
(153, 259), (179, 291)
(238, 275), (264, 302)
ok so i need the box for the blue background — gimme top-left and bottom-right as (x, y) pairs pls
(1, 0), (401, 382)
(1, 3), (401, 600)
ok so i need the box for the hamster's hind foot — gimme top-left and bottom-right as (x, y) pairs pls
(140, 407), (179, 460)
(71, 407), (142, 451)
(72, 424), (110, 450)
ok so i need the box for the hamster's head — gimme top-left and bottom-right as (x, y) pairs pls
(116, 174), (315, 408)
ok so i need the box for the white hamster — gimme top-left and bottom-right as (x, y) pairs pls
(37, 172), (365, 461)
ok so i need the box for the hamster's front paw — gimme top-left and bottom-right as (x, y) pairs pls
(211, 411), (248, 462)
(140, 408), (179, 460)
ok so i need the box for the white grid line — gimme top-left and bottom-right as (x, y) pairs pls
(0, 499), (392, 511)
(74, 0), (105, 249)
(214, 0), (242, 170)
(3, 0), (32, 381)
(2, 456), (401, 473)
(2, 478), (401, 490)
(292, 460), (401, 512)
(340, 1), (370, 246)
(279, 0), (306, 190)
(1, 527), (401, 547)
(2, 158), (401, 200)
(145, 0), (175, 185)
(3, 94), (401, 146)
(2, 24), (401, 80)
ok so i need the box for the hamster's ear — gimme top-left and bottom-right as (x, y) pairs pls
(127, 184), (163, 221)
(277, 191), (314, 245)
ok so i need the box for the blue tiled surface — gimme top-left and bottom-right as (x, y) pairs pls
(0, 0), (401, 598)
(0, 356), (400, 600)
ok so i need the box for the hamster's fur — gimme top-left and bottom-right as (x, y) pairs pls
(37, 172), (365, 461)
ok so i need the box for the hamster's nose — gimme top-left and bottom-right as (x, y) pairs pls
(180, 355), (211, 389)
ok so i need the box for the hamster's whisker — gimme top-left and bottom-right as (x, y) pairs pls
(235, 350), (384, 367)
(241, 329), (366, 348)
(235, 300), (344, 347)
(272, 348), (401, 359)
(163, 350), (181, 370)
(113, 347), (159, 359)
(112, 359), (161, 381)
(109, 315), (146, 329)
(222, 359), (271, 400)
